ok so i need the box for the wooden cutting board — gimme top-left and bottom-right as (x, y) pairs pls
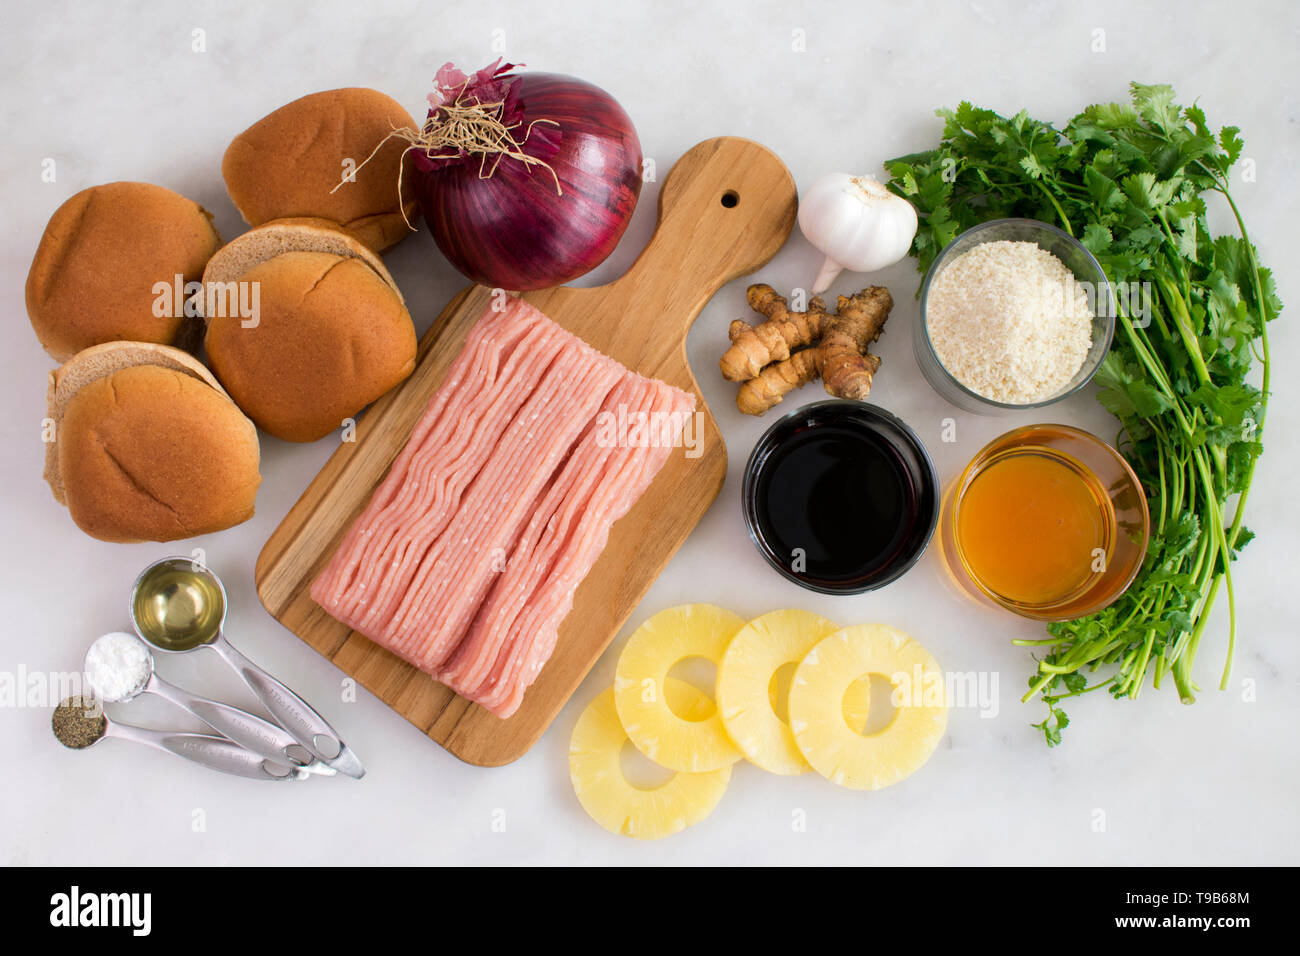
(255, 137), (797, 766)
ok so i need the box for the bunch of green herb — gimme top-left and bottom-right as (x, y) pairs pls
(885, 83), (1278, 745)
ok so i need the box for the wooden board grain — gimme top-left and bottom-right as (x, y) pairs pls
(255, 137), (797, 766)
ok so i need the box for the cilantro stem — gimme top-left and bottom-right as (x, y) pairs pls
(1216, 187), (1273, 552)
(1154, 274), (1212, 389)
(1036, 182), (1073, 235)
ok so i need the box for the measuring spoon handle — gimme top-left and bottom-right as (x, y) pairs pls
(108, 723), (305, 781)
(214, 639), (365, 779)
(145, 675), (332, 775)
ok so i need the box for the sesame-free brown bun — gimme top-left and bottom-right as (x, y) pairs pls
(26, 182), (221, 361)
(45, 342), (261, 543)
(204, 247), (416, 443)
(202, 217), (403, 302)
(222, 88), (419, 253)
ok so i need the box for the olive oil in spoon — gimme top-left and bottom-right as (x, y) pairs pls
(129, 557), (365, 778)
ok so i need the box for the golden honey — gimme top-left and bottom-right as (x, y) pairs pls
(955, 449), (1111, 606)
(938, 424), (1149, 621)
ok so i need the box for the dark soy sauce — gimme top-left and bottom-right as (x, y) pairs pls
(743, 402), (938, 594)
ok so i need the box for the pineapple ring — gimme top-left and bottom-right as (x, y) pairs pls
(717, 609), (841, 775)
(569, 682), (731, 840)
(789, 624), (948, 790)
(614, 604), (746, 772)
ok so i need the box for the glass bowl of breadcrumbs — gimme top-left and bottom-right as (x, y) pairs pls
(916, 218), (1116, 415)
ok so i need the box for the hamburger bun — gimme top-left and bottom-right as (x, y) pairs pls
(46, 342), (261, 543)
(222, 88), (419, 253)
(203, 224), (416, 442)
(26, 182), (222, 361)
(202, 217), (403, 303)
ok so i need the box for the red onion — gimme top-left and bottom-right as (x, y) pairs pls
(409, 61), (642, 291)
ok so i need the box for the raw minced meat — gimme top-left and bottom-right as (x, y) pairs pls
(310, 300), (695, 718)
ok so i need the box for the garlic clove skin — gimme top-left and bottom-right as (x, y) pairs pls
(799, 173), (919, 294)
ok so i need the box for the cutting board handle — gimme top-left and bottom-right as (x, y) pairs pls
(610, 137), (798, 335)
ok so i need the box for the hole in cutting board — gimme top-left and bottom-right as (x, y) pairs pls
(720, 190), (739, 208)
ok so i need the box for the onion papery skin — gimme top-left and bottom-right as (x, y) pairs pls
(412, 72), (642, 291)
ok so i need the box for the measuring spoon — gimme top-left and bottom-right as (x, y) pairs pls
(129, 557), (365, 779)
(56, 698), (306, 781)
(84, 631), (336, 776)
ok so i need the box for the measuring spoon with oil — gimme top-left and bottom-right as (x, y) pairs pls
(54, 696), (307, 781)
(130, 557), (365, 779)
(83, 631), (336, 776)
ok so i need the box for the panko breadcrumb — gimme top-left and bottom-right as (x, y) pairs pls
(927, 240), (1093, 404)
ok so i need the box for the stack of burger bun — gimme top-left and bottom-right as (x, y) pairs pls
(27, 87), (419, 543)
(27, 181), (222, 360)
(46, 344), (260, 543)
(202, 218), (415, 442)
(222, 87), (419, 253)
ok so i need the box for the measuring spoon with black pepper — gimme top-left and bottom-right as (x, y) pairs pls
(53, 696), (306, 781)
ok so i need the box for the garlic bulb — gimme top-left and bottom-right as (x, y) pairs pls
(798, 173), (918, 294)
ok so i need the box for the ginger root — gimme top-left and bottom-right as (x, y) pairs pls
(719, 285), (828, 382)
(818, 286), (892, 400)
(736, 349), (821, 416)
(726, 284), (893, 415)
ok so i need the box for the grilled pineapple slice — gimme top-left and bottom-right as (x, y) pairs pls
(614, 604), (745, 772)
(789, 624), (947, 790)
(716, 609), (840, 775)
(569, 681), (731, 840)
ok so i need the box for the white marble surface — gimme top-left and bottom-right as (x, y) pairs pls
(3, 0), (1297, 865)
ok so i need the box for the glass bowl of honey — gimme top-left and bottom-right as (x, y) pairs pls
(938, 424), (1149, 620)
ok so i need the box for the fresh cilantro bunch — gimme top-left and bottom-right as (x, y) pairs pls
(886, 83), (1278, 746)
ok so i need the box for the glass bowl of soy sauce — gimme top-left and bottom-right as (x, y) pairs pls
(742, 401), (939, 594)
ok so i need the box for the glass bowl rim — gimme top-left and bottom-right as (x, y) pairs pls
(947, 422), (1151, 619)
(741, 399), (940, 595)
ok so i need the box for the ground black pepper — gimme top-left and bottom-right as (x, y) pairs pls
(52, 695), (106, 749)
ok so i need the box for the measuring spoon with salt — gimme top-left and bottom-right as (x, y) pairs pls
(53, 695), (307, 781)
(129, 557), (364, 779)
(83, 631), (336, 776)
